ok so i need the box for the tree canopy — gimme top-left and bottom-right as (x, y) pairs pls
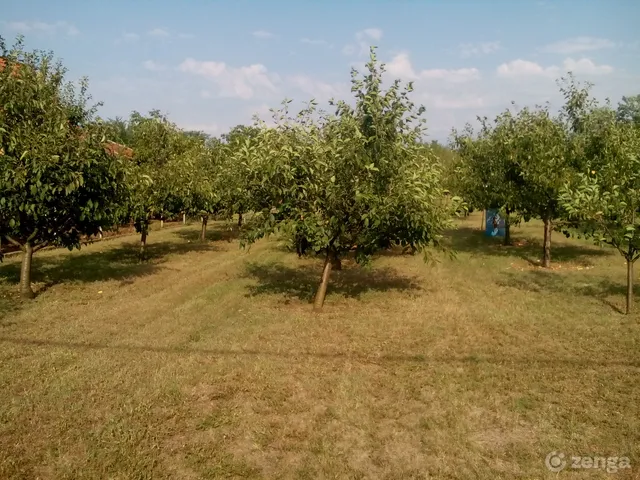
(0, 36), (128, 297)
(2, 33), (638, 314)
(560, 103), (640, 313)
(239, 48), (460, 309)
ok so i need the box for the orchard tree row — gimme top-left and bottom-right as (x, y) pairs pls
(0, 37), (461, 308)
(451, 78), (640, 313)
(1, 35), (638, 313)
(0, 38), (253, 298)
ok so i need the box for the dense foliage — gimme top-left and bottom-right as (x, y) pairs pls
(0, 37), (128, 297)
(1, 35), (639, 313)
(238, 48), (460, 309)
(560, 102), (640, 314)
(452, 77), (640, 313)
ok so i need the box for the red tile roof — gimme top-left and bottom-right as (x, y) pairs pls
(104, 140), (133, 158)
(0, 57), (23, 76)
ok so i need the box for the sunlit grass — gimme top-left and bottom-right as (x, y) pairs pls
(0, 213), (638, 479)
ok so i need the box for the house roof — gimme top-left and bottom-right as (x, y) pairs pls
(104, 140), (133, 158)
(0, 57), (23, 76)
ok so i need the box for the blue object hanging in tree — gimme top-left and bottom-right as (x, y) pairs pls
(485, 209), (505, 237)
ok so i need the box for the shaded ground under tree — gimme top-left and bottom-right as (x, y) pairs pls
(243, 260), (423, 303)
(447, 225), (611, 266)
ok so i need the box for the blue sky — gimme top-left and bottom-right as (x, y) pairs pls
(2, 0), (639, 141)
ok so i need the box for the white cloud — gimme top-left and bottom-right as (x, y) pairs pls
(247, 103), (277, 126)
(180, 123), (221, 135)
(541, 36), (616, 54)
(562, 57), (613, 75)
(497, 59), (557, 78)
(301, 38), (329, 47)
(342, 28), (383, 56)
(249, 103), (273, 117)
(66, 25), (80, 35)
(429, 94), (486, 109)
(142, 60), (167, 72)
(93, 35), (634, 147)
(622, 40), (640, 51)
(286, 74), (346, 102)
(252, 30), (275, 39)
(6, 20), (79, 36)
(114, 32), (140, 45)
(361, 28), (382, 41)
(92, 76), (167, 96)
(148, 28), (169, 37)
(459, 41), (501, 58)
(381, 52), (483, 121)
(386, 53), (416, 78)
(179, 58), (279, 100)
(497, 57), (613, 78)
(422, 67), (481, 83)
(386, 53), (481, 83)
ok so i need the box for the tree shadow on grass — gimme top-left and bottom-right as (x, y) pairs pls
(0, 238), (218, 321)
(243, 261), (423, 302)
(271, 242), (418, 260)
(2, 336), (639, 368)
(172, 225), (240, 243)
(446, 226), (611, 266)
(373, 246), (421, 258)
(0, 239), (215, 290)
(496, 269), (636, 314)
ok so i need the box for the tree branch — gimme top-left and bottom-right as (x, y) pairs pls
(33, 241), (49, 252)
(26, 228), (39, 243)
(4, 236), (24, 251)
(598, 220), (621, 252)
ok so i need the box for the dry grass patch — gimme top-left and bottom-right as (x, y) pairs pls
(0, 214), (638, 479)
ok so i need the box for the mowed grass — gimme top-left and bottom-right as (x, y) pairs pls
(0, 213), (638, 479)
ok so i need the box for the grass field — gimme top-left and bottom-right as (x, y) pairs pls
(1, 213), (638, 479)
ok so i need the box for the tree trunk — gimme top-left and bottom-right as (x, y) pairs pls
(331, 254), (342, 271)
(626, 257), (634, 315)
(504, 222), (511, 245)
(313, 251), (334, 311)
(139, 232), (147, 260)
(20, 243), (35, 299)
(183, 213), (186, 225)
(480, 209), (485, 231)
(504, 208), (511, 246)
(542, 218), (552, 268)
(201, 215), (208, 242)
(238, 213), (243, 227)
